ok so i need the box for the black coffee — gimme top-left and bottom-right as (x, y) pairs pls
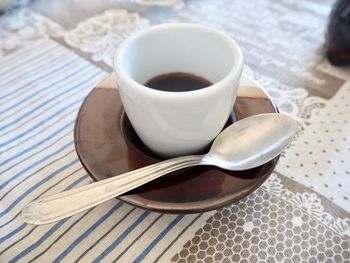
(145, 72), (212, 92)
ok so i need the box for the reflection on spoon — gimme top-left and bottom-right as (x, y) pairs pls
(22, 113), (297, 225)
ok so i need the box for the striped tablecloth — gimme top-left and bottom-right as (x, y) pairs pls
(0, 40), (212, 262)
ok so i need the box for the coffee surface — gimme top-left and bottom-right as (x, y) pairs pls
(145, 72), (212, 92)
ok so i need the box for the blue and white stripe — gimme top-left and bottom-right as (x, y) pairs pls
(0, 40), (210, 262)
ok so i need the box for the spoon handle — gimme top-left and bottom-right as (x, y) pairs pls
(22, 155), (204, 225)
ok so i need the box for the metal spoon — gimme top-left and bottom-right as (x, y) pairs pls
(22, 113), (297, 225)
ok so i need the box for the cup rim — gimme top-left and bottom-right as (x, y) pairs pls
(113, 23), (243, 99)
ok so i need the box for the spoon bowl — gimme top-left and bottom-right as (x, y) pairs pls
(205, 113), (297, 170)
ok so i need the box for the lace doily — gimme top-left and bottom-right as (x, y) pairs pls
(244, 66), (309, 116)
(132, 0), (184, 9)
(0, 8), (64, 57)
(64, 9), (149, 67)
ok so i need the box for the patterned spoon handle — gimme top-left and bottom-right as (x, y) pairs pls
(21, 155), (203, 225)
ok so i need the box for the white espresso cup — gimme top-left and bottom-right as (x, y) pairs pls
(114, 23), (243, 157)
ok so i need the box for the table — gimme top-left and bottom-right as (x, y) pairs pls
(0, 0), (349, 262)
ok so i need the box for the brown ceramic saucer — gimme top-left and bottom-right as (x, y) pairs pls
(74, 73), (278, 214)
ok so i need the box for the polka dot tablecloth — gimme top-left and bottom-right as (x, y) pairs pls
(1, 0), (350, 262)
(277, 82), (350, 212)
